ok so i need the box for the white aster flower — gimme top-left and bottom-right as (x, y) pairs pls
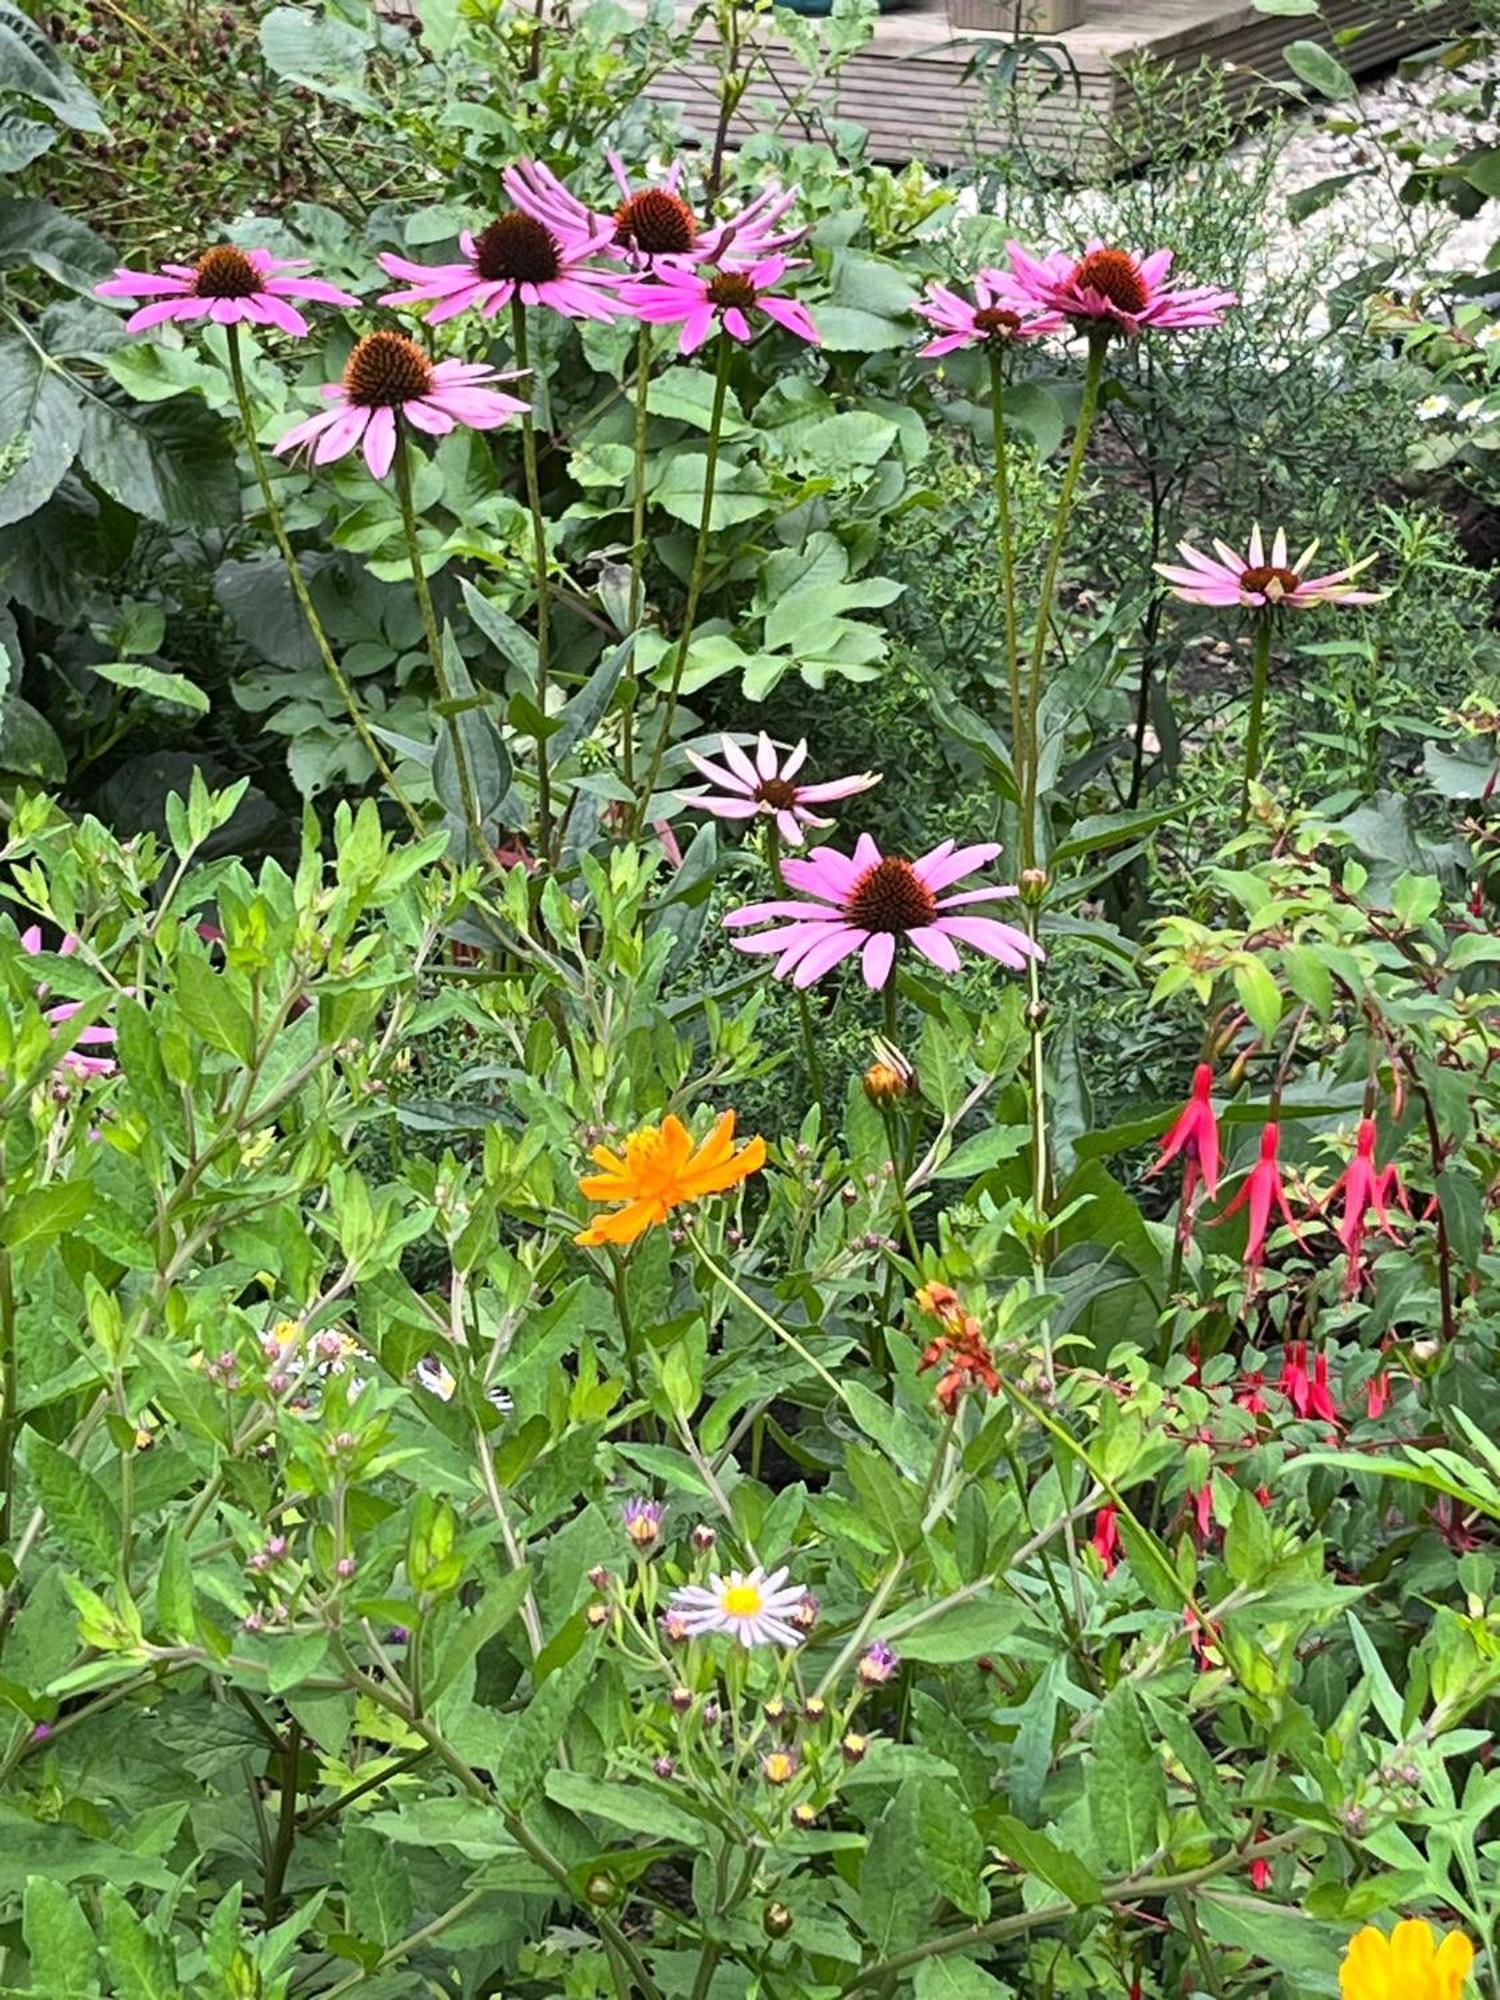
(415, 1356), (457, 1401)
(668, 1565), (806, 1648)
(1416, 393), (1452, 421)
(1477, 323), (1500, 349)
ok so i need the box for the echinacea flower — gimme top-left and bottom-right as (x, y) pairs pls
(1215, 1122), (1305, 1294)
(621, 1497), (664, 1550)
(914, 272), (1064, 356)
(668, 1565), (806, 1647)
(619, 255), (818, 354)
(725, 835), (1041, 990)
(995, 240), (1236, 337)
(1324, 1118), (1408, 1297)
(681, 733), (879, 846)
(273, 330), (529, 480)
(1339, 1919), (1475, 2000)
(378, 209), (624, 325)
(20, 926), (117, 1079)
(504, 155), (803, 266)
(96, 244), (359, 337)
(1146, 1063), (1221, 1231)
(574, 1110), (765, 1247)
(1155, 525), (1384, 612)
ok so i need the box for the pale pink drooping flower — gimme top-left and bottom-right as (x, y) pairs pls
(273, 330), (528, 481)
(681, 734), (879, 846)
(96, 245), (358, 337)
(725, 834), (1041, 990)
(914, 272), (1065, 355)
(993, 240), (1236, 336)
(1155, 525), (1384, 612)
(620, 256), (818, 354)
(377, 209), (624, 324)
(504, 155), (803, 267)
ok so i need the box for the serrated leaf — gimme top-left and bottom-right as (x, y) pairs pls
(990, 1815), (1100, 1906)
(100, 1883), (179, 2000)
(342, 1824), (412, 1948)
(861, 1781), (934, 1952)
(1086, 1685), (1163, 1872)
(24, 1874), (99, 1993)
(0, 335), (83, 527)
(23, 1431), (120, 1575)
(544, 1770), (702, 1843)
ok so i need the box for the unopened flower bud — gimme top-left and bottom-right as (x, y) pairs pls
(762, 1902), (794, 1938)
(1018, 867), (1048, 905)
(763, 1696), (791, 1728)
(792, 1593), (820, 1633)
(653, 1756), (675, 1779)
(586, 1603), (611, 1629)
(669, 1686), (694, 1713)
(335, 1556), (356, 1579)
(762, 1748), (798, 1786)
(585, 1873), (619, 1908)
(840, 1731), (868, 1765)
(802, 1695), (827, 1724)
(791, 1802), (818, 1828)
(588, 1565), (612, 1591)
(690, 1524), (717, 1553)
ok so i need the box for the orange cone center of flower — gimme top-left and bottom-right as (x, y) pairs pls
(472, 212), (563, 284)
(1240, 564), (1301, 598)
(847, 857), (937, 933)
(974, 306), (1023, 339)
(723, 1582), (762, 1615)
(193, 245), (261, 297)
(343, 331), (433, 408)
(707, 271), (758, 310)
(615, 187), (698, 254)
(757, 777), (798, 808)
(1074, 247), (1148, 314)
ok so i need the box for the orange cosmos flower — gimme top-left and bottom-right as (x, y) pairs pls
(1340, 1920), (1475, 2000)
(575, 1111), (765, 1247)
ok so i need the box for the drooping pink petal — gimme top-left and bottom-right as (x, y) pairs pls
(861, 933), (896, 988)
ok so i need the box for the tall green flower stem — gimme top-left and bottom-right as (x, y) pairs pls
(391, 425), (485, 857)
(1238, 615), (1274, 829)
(987, 350), (1025, 804)
(767, 824), (823, 1116)
(1019, 325), (1110, 872)
(223, 326), (423, 838)
(635, 330), (734, 831)
(622, 321), (654, 790)
(511, 301), (554, 859)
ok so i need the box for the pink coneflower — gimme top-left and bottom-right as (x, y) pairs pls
(273, 331), (528, 481)
(725, 834), (1041, 991)
(96, 245), (358, 337)
(377, 210), (623, 324)
(681, 734), (879, 846)
(20, 926), (117, 1078)
(995, 241), (1235, 337)
(620, 256), (818, 354)
(1155, 525), (1383, 612)
(504, 156), (803, 267)
(668, 1566), (806, 1648)
(914, 272), (1065, 355)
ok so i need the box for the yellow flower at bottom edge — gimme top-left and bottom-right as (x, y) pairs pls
(574, 1110), (766, 1247)
(1340, 1919), (1475, 2000)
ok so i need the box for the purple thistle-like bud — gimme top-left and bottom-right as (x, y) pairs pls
(661, 1608), (691, 1644)
(857, 1641), (899, 1686)
(653, 1756), (675, 1779)
(621, 1497), (665, 1550)
(791, 1592), (820, 1633)
(30, 1721), (53, 1743)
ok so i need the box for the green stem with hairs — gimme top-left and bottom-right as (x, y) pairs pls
(622, 320), (653, 790)
(224, 326), (423, 836)
(392, 422), (484, 856)
(1239, 614), (1273, 828)
(988, 349), (1025, 809)
(1019, 326), (1109, 872)
(512, 300), (554, 858)
(688, 1227), (853, 1413)
(635, 330), (733, 829)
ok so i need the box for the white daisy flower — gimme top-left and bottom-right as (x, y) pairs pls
(415, 1356), (457, 1401)
(1416, 393), (1452, 421)
(668, 1566), (806, 1648)
(1477, 323), (1500, 349)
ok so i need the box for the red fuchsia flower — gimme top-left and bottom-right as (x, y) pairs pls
(1191, 1479), (1214, 1539)
(681, 733), (879, 847)
(1183, 1602), (1220, 1666)
(1235, 1370), (1270, 1415)
(913, 272), (1065, 355)
(1091, 1504), (1120, 1574)
(273, 331), (528, 481)
(20, 927), (117, 1078)
(1365, 1370), (1392, 1421)
(725, 834), (1041, 990)
(1215, 1121), (1305, 1294)
(1248, 1839), (1273, 1893)
(1324, 1118), (1408, 1298)
(503, 155), (803, 267)
(1146, 1063), (1220, 1233)
(377, 209), (624, 325)
(619, 256), (819, 354)
(1154, 524), (1384, 613)
(993, 240), (1236, 337)
(96, 244), (358, 337)
(1278, 1340), (1338, 1425)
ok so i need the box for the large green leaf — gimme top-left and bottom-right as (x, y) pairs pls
(0, 691), (65, 781)
(23, 1431), (120, 1575)
(0, 196), (114, 294)
(0, 335), (84, 526)
(78, 393), (240, 532)
(860, 1781), (935, 1953)
(0, 5), (103, 130)
(341, 1825), (413, 1949)
(24, 1875), (100, 1994)
(1086, 1684), (1164, 1872)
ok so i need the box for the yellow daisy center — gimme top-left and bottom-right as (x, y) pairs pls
(722, 1582), (763, 1617)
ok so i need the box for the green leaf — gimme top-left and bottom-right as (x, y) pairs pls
(914, 1962), (1013, 2000)
(173, 953), (255, 1063)
(931, 1127), (1029, 1181)
(889, 1597), (1023, 1664)
(0, 1809), (174, 1898)
(550, 635), (633, 763)
(0, 691), (64, 782)
(0, 197), (113, 293)
(861, 1781), (935, 1952)
(99, 1883), (179, 2000)
(0, 6), (103, 130)
(1280, 943), (1332, 1017)
(1232, 955), (1283, 1040)
(426, 1567), (533, 1703)
(24, 1431), (120, 1575)
(1086, 1685), (1163, 1872)
(89, 661), (209, 714)
(24, 1874), (99, 1993)
(154, 1527), (194, 1642)
(1223, 1487), (1273, 1586)
(544, 1769), (701, 1844)
(342, 1824), (413, 1949)
(1283, 38), (1357, 99)
(914, 1777), (986, 1919)
(77, 393), (240, 532)
(989, 1816), (1100, 1907)
(460, 578), (538, 684)
(2, 1179), (93, 1248)
(653, 451), (771, 530)
(258, 3), (374, 89)
(0, 335), (84, 527)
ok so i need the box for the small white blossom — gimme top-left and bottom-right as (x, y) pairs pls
(1416, 394), (1452, 421)
(668, 1566), (806, 1648)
